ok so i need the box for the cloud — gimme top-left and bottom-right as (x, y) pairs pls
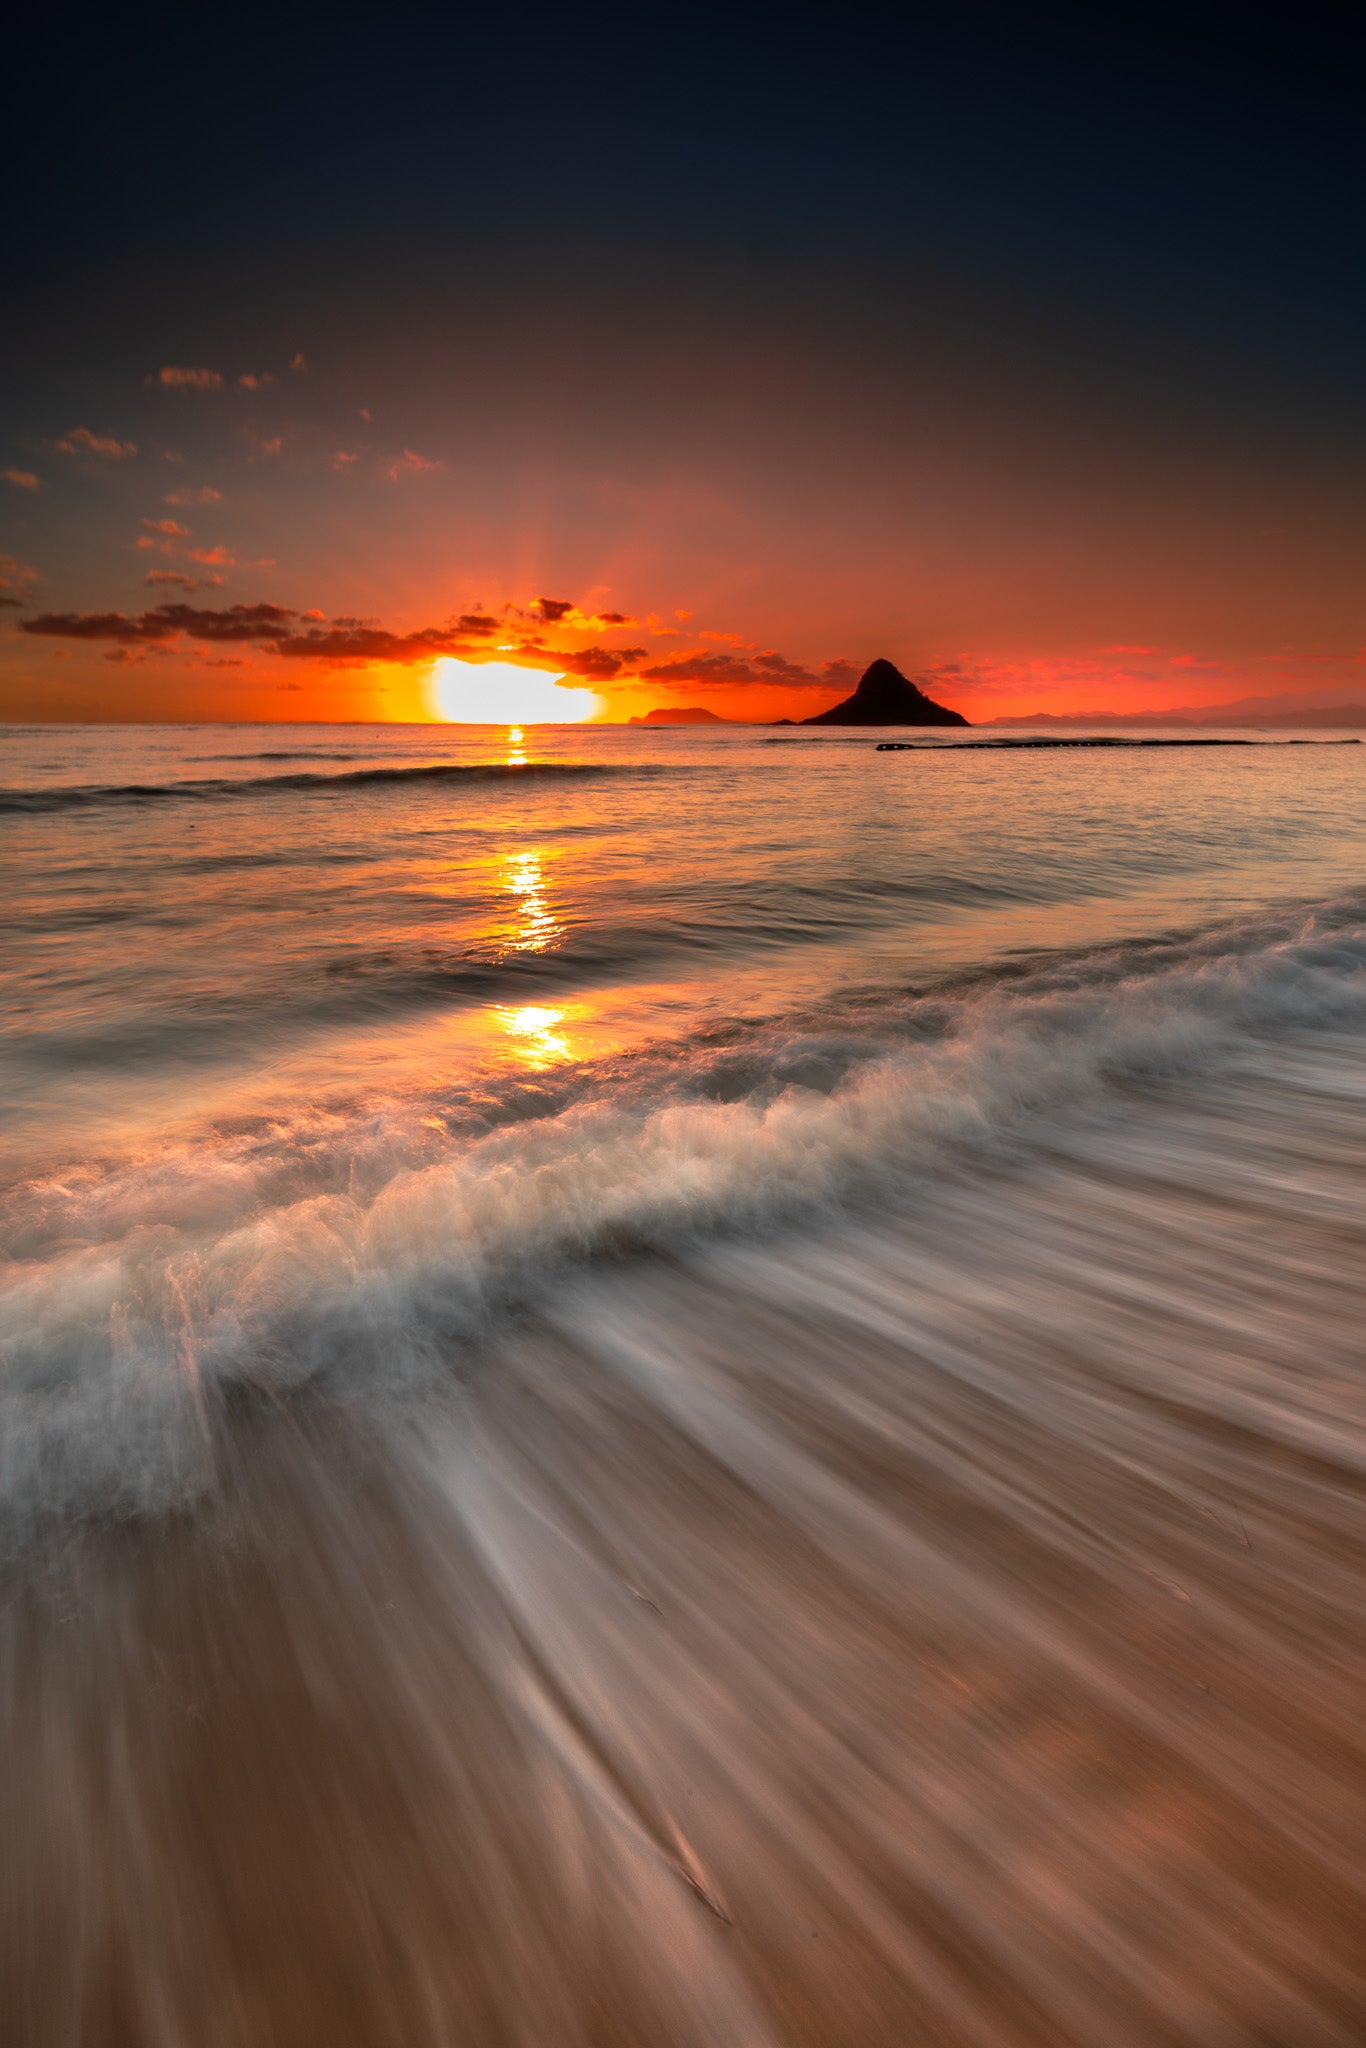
(289, 354), (309, 373)
(513, 598), (638, 634)
(272, 623), (474, 662)
(148, 366), (223, 392)
(554, 646), (648, 680)
(22, 610), (178, 644)
(165, 486), (222, 506)
(638, 651), (860, 692)
(142, 517), (190, 538)
(56, 426), (137, 459)
(249, 435), (282, 458)
(148, 602), (296, 642)
(188, 545), (234, 565)
(385, 448), (441, 479)
(359, 407), (372, 423)
(237, 373), (274, 391)
(144, 570), (226, 590)
(2, 467), (39, 491)
(0, 597), (21, 609)
(0, 554), (39, 592)
(332, 451), (359, 473)
(21, 602), (295, 646)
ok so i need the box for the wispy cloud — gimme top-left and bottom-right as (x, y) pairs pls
(165, 486), (222, 506)
(237, 373), (274, 391)
(638, 651), (859, 691)
(21, 602), (296, 645)
(385, 449), (441, 480)
(142, 517), (191, 538)
(144, 569), (226, 590)
(289, 353), (309, 373)
(147, 366), (223, 392)
(56, 426), (137, 459)
(0, 554), (39, 593)
(2, 467), (39, 491)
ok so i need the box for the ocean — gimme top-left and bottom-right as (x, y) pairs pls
(4, 719), (1366, 2045)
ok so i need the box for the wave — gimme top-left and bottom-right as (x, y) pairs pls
(0, 758), (658, 815)
(189, 749), (362, 762)
(5, 889), (1366, 1540)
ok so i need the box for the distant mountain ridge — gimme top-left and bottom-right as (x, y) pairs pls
(997, 699), (1366, 730)
(801, 659), (968, 727)
(626, 706), (730, 724)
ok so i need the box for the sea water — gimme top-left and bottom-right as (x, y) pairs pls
(3, 721), (1365, 2044)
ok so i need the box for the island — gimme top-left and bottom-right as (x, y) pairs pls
(627, 706), (730, 725)
(802, 659), (969, 727)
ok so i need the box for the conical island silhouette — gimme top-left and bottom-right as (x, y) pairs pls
(802, 658), (969, 727)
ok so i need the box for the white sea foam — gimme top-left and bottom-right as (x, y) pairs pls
(3, 893), (1366, 1537)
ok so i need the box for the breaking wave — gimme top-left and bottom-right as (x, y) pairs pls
(4, 889), (1366, 1542)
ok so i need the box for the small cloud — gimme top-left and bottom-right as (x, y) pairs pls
(148, 366), (223, 392)
(674, 609), (693, 621)
(1101, 644), (1155, 655)
(332, 451), (359, 473)
(144, 570), (226, 590)
(532, 596), (575, 623)
(595, 611), (635, 627)
(302, 608), (326, 621)
(188, 545), (234, 565)
(289, 353), (309, 373)
(0, 554), (39, 591)
(56, 426), (137, 459)
(142, 517), (190, 537)
(165, 486), (222, 506)
(2, 467), (39, 491)
(701, 630), (746, 646)
(22, 609), (176, 644)
(103, 646), (146, 664)
(359, 407), (372, 422)
(385, 448), (441, 480)
(237, 373), (274, 391)
(249, 435), (282, 459)
(279, 682), (302, 691)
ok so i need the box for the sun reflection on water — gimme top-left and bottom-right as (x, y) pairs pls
(499, 1004), (571, 1066)
(503, 849), (560, 953)
(505, 725), (527, 767)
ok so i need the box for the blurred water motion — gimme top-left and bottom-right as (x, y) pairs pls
(4, 1041), (1366, 2045)
(5, 723), (1366, 2041)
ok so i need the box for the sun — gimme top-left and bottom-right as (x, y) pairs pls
(428, 657), (603, 723)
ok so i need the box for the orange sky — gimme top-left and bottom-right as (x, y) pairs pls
(4, 320), (1365, 725)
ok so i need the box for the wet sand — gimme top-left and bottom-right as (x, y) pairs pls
(4, 1045), (1366, 2046)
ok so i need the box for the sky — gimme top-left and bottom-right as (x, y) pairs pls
(3, 9), (1364, 723)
